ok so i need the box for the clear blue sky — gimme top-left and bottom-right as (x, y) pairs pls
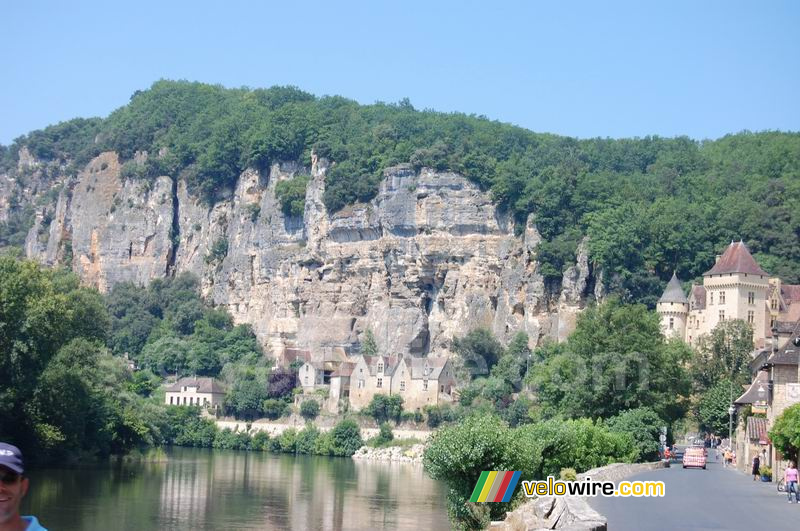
(2, 0), (798, 144)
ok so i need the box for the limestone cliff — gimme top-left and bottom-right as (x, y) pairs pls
(6, 151), (602, 359)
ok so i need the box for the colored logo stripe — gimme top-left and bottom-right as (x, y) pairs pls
(500, 472), (521, 503)
(469, 471), (490, 502)
(478, 471), (498, 502)
(469, 471), (521, 502)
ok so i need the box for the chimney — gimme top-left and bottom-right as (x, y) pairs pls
(715, 255), (721, 264)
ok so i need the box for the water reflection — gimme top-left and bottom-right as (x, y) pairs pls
(23, 448), (449, 530)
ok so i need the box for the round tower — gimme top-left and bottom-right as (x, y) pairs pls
(657, 272), (689, 340)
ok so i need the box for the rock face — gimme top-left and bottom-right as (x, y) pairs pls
(7, 152), (601, 358)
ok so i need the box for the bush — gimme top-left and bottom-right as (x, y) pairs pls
(606, 407), (665, 462)
(296, 425), (321, 454)
(365, 394), (404, 424)
(300, 399), (320, 420)
(262, 399), (288, 420)
(251, 431), (270, 451)
(560, 468), (577, 481)
(376, 422), (394, 445)
(329, 419), (364, 456)
(769, 403), (800, 462)
(278, 428), (298, 453)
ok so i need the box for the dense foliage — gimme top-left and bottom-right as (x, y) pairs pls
(423, 414), (636, 529)
(2, 81), (799, 303)
(0, 258), (167, 459)
(769, 404), (800, 462)
(528, 298), (692, 423)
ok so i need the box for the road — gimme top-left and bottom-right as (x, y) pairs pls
(590, 450), (797, 530)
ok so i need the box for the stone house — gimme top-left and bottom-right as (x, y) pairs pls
(329, 362), (355, 413)
(298, 361), (325, 391)
(347, 354), (456, 411)
(165, 377), (226, 410)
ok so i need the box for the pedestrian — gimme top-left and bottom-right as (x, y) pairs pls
(723, 449), (730, 467)
(786, 461), (799, 504)
(751, 455), (761, 481)
(0, 442), (47, 530)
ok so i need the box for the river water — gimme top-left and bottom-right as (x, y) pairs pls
(21, 447), (450, 530)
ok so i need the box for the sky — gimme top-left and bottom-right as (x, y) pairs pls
(1, 0), (798, 144)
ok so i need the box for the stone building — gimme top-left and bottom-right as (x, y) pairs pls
(165, 377), (226, 410)
(347, 355), (456, 411)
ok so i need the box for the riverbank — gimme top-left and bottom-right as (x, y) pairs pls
(352, 443), (427, 465)
(215, 418), (433, 442)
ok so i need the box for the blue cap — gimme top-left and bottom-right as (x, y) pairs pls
(0, 443), (24, 474)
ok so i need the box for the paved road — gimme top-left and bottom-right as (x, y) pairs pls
(590, 450), (797, 530)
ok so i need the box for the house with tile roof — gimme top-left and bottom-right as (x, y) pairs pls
(347, 354), (456, 411)
(657, 241), (799, 349)
(165, 377), (226, 411)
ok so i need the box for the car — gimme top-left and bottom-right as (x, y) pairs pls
(683, 447), (707, 469)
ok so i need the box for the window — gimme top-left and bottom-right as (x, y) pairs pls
(771, 298), (778, 310)
(719, 310), (725, 321)
(306, 365), (309, 372)
(377, 378), (383, 388)
(170, 396), (174, 405)
(423, 380), (428, 391)
(748, 311), (754, 324)
(358, 379), (365, 389)
(770, 318), (775, 329)
(669, 317), (674, 330)
(304, 376), (308, 385)
(400, 381), (405, 391)
(203, 397), (208, 405)
(710, 292), (714, 305)
(748, 292), (755, 305)
(377, 362), (384, 373)
(719, 291), (725, 304)
(183, 397), (187, 405)
(440, 385), (444, 393)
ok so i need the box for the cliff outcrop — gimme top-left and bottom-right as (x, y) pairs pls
(6, 151), (602, 358)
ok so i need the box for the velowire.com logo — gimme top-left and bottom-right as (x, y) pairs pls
(469, 471), (521, 503)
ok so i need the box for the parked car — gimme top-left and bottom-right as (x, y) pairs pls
(683, 447), (707, 469)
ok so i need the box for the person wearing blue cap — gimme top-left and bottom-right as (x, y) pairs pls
(0, 443), (47, 531)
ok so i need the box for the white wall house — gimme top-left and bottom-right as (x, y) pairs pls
(165, 377), (226, 410)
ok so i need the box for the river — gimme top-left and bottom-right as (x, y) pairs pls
(21, 447), (451, 530)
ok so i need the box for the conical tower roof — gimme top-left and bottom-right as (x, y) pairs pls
(659, 272), (688, 304)
(703, 240), (768, 277)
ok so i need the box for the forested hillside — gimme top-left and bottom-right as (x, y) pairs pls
(2, 80), (798, 305)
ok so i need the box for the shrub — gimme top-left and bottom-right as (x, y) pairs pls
(300, 399), (320, 420)
(296, 425), (321, 454)
(251, 431), (270, 451)
(262, 399), (288, 420)
(560, 468), (577, 481)
(606, 407), (665, 462)
(365, 394), (404, 424)
(376, 422), (394, 445)
(329, 419), (364, 456)
(278, 428), (298, 453)
(769, 403), (800, 462)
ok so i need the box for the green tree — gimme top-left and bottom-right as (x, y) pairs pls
(453, 329), (504, 379)
(365, 394), (404, 424)
(696, 378), (737, 435)
(361, 329), (378, 356)
(329, 419), (364, 456)
(300, 399), (320, 420)
(769, 404), (800, 462)
(529, 298), (692, 422)
(226, 379), (268, 419)
(606, 407), (665, 461)
(692, 319), (754, 393)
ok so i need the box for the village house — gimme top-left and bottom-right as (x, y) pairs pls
(348, 354), (456, 411)
(165, 377), (226, 410)
(329, 362), (355, 413)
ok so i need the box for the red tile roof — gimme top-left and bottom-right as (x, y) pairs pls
(782, 285), (800, 303)
(690, 285), (706, 310)
(703, 241), (768, 277)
